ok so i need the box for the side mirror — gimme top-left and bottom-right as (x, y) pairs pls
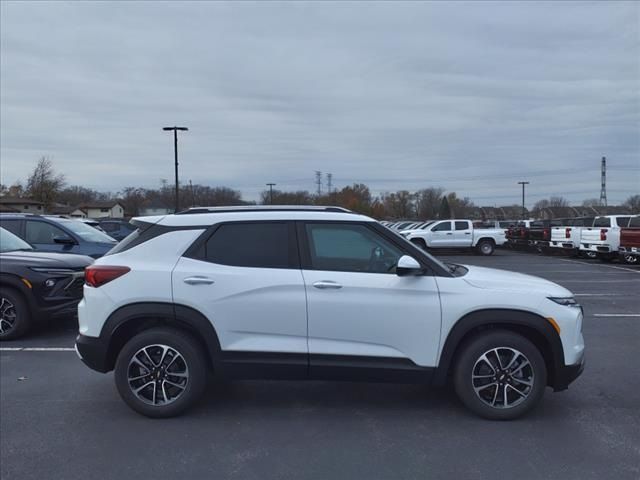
(396, 255), (423, 276)
(53, 235), (76, 245)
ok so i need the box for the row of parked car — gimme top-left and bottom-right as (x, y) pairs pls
(0, 213), (135, 340)
(383, 215), (640, 264)
(504, 215), (639, 264)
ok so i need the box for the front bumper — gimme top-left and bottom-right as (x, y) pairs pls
(553, 357), (585, 391)
(75, 334), (111, 373)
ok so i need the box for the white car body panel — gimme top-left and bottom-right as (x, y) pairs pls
(78, 229), (204, 337)
(172, 257), (308, 354)
(301, 269), (442, 366)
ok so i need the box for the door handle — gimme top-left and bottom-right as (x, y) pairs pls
(313, 280), (343, 289)
(446, 233), (453, 235)
(465, 232), (471, 235)
(183, 276), (215, 285)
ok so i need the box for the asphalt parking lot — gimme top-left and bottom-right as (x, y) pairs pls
(1, 250), (639, 480)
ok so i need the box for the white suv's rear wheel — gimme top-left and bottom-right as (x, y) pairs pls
(453, 331), (546, 420)
(114, 327), (208, 417)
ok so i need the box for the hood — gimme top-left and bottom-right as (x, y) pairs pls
(461, 265), (572, 297)
(0, 250), (94, 268)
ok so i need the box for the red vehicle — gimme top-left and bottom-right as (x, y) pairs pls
(618, 216), (640, 264)
(506, 220), (532, 248)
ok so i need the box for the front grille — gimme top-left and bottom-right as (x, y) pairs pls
(63, 276), (85, 298)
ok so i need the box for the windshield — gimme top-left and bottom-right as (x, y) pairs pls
(0, 227), (33, 252)
(56, 219), (117, 243)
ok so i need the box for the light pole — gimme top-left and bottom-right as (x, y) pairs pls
(163, 126), (189, 212)
(266, 183), (276, 205)
(517, 181), (530, 220)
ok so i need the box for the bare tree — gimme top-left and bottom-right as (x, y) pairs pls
(623, 194), (640, 212)
(581, 198), (601, 207)
(25, 157), (65, 208)
(415, 187), (444, 220)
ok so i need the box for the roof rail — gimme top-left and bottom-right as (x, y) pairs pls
(175, 205), (353, 215)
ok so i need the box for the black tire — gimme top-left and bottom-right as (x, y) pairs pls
(622, 254), (638, 265)
(411, 238), (427, 250)
(580, 251), (597, 259)
(0, 288), (32, 341)
(453, 330), (547, 420)
(476, 239), (495, 256)
(114, 327), (209, 418)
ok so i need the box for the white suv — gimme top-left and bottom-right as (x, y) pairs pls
(76, 206), (585, 419)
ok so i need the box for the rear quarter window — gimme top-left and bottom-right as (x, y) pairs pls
(203, 222), (294, 269)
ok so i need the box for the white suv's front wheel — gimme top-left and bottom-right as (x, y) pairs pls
(114, 327), (208, 417)
(453, 331), (547, 420)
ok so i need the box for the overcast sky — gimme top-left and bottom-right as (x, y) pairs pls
(1, 1), (638, 206)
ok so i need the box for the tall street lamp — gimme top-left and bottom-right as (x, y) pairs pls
(266, 183), (276, 204)
(517, 181), (530, 220)
(163, 126), (189, 212)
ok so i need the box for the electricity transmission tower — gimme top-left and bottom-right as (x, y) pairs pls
(599, 156), (607, 207)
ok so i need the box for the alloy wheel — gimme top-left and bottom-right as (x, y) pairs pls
(127, 344), (189, 406)
(0, 297), (17, 335)
(471, 347), (534, 409)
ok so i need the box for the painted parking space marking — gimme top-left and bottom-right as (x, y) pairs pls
(557, 258), (640, 274)
(574, 293), (628, 296)
(0, 347), (75, 352)
(592, 314), (640, 317)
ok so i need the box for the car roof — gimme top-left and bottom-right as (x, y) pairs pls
(135, 206), (375, 227)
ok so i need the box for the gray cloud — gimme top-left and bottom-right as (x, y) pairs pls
(1, 1), (638, 205)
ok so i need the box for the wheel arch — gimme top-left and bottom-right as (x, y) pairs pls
(101, 302), (221, 372)
(434, 308), (565, 389)
(0, 273), (35, 316)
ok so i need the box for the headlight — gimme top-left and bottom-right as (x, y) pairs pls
(548, 296), (579, 307)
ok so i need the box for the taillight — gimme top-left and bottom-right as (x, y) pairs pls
(85, 265), (130, 288)
(543, 228), (550, 239)
(520, 227), (526, 237)
(565, 228), (571, 239)
(600, 229), (607, 241)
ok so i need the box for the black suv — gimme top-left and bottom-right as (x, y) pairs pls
(0, 227), (93, 340)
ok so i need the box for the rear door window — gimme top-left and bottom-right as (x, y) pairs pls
(615, 217), (631, 228)
(204, 222), (294, 269)
(455, 221), (470, 230)
(629, 217), (640, 228)
(593, 217), (611, 228)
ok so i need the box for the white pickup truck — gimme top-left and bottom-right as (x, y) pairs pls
(405, 219), (506, 255)
(579, 215), (633, 261)
(549, 217), (595, 257)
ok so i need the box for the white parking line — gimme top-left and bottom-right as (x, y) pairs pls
(592, 314), (640, 317)
(0, 347), (75, 352)
(574, 293), (627, 296)
(558, 258), (640, 274)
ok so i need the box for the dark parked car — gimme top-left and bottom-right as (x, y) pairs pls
(98, 219), (136, 241)
(0, 214), (117, 258)
(0, 227), (93, 340)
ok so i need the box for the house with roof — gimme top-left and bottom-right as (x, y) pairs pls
(77, 201), (125, 218)
(0, 197), (44, 213)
